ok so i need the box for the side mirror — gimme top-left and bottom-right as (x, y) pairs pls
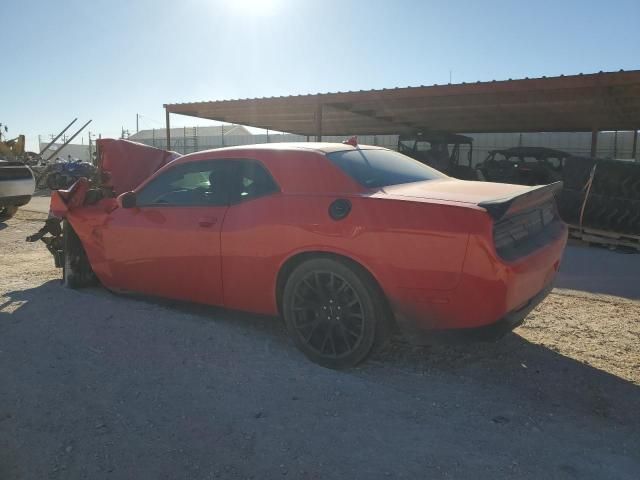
(118, 191), (137, 209)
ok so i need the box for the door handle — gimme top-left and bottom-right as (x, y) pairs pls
(198, 217), (218, 227)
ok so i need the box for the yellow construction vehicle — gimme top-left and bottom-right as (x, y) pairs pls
(0, 134), (26, 160)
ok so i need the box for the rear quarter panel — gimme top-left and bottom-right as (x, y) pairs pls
(221, 193), (474, 316)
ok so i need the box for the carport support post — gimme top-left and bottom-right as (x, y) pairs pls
(165, 107), (171, 151)
(590, 128), (598, 158)
(315, 103), (323, 142)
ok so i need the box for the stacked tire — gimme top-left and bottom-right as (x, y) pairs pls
(558, 156), (640, 235)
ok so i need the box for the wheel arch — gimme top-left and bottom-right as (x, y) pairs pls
(62, 218), (97, 288)
(274, 250), (393, 321)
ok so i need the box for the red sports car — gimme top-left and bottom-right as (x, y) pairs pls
(34, 138), (567, 368)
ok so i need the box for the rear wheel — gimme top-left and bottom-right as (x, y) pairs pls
(282, 257), (391, 369)
(0, 206), (18, 222)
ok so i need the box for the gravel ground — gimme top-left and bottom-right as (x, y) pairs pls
(1, 212), (639, 480)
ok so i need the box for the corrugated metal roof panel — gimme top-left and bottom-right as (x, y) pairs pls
(165, 70), (640, 135)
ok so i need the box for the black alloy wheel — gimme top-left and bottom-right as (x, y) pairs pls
(283, 257), (390, 369)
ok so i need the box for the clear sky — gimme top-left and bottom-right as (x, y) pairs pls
(3, 0), (639, 150)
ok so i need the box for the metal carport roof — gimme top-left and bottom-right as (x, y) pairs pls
(164, 70), (640, 140)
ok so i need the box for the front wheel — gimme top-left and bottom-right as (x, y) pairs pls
(62, 220), (96, 288)
(282, 257), (391, 369)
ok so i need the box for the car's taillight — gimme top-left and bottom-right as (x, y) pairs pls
(493, 201), (558, 258)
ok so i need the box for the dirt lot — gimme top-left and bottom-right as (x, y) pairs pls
(1, 212), (639, 479)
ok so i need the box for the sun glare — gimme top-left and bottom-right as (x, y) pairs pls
(227, 0), (282, 16)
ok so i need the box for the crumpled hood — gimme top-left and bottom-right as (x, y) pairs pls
(97, 139), (181, 195)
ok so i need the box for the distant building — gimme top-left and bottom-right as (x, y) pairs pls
(129, 125), (251, 142)
(128, 125), (254, 153)
(129, 125), (251, 143)
(39, 142), (92, 162)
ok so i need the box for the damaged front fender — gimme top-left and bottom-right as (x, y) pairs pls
(49, 177), (92, 218)
(26, 178), (94, 268)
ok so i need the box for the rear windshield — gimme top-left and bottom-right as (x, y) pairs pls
(327, 148), (446, 188)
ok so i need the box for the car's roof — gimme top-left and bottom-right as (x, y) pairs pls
(164, 142), (388, 195)
(184, 142), (387, 157)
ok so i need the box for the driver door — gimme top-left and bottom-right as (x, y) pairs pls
(101, 159), (233, 305)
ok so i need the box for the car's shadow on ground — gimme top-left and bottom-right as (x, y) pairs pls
(2, 280), (639, 432)
(0, 223), (8, 231)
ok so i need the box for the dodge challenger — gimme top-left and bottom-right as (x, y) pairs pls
(32, 138), (567, 368)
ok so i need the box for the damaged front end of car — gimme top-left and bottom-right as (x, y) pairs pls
(26, 139), (180, 280)
(25, 176), (92, 267)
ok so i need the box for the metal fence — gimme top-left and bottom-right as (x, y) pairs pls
(134, 133), (400, 154)
(132, 130), (639, 164)
(46, 130), (637, 164)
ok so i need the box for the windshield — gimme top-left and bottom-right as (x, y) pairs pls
(327, 148), (446, 188)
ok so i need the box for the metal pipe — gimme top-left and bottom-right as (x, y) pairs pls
(39, 118), (77, 155)
(44, 120), (92, 162)
(632, 129), (638, 161)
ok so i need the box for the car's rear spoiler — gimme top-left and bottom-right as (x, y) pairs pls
(478, 181), (563, 221)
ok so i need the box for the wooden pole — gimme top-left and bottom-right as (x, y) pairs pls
(165, 108), (171, 150)
(315, 103), (323, 142)
(88, 131), (92, 163)
(590, 128), (598, 158)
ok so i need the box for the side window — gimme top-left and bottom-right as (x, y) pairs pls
(136, 160), (232, 207)
(230, 160), (279, 203)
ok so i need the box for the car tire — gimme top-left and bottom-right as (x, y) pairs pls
(62, 220), (95, 289)
(282, 257), (391, 369)
(0, 206), (18, 222)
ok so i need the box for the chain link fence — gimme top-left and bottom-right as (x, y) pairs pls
(42, 131), (639, 165)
